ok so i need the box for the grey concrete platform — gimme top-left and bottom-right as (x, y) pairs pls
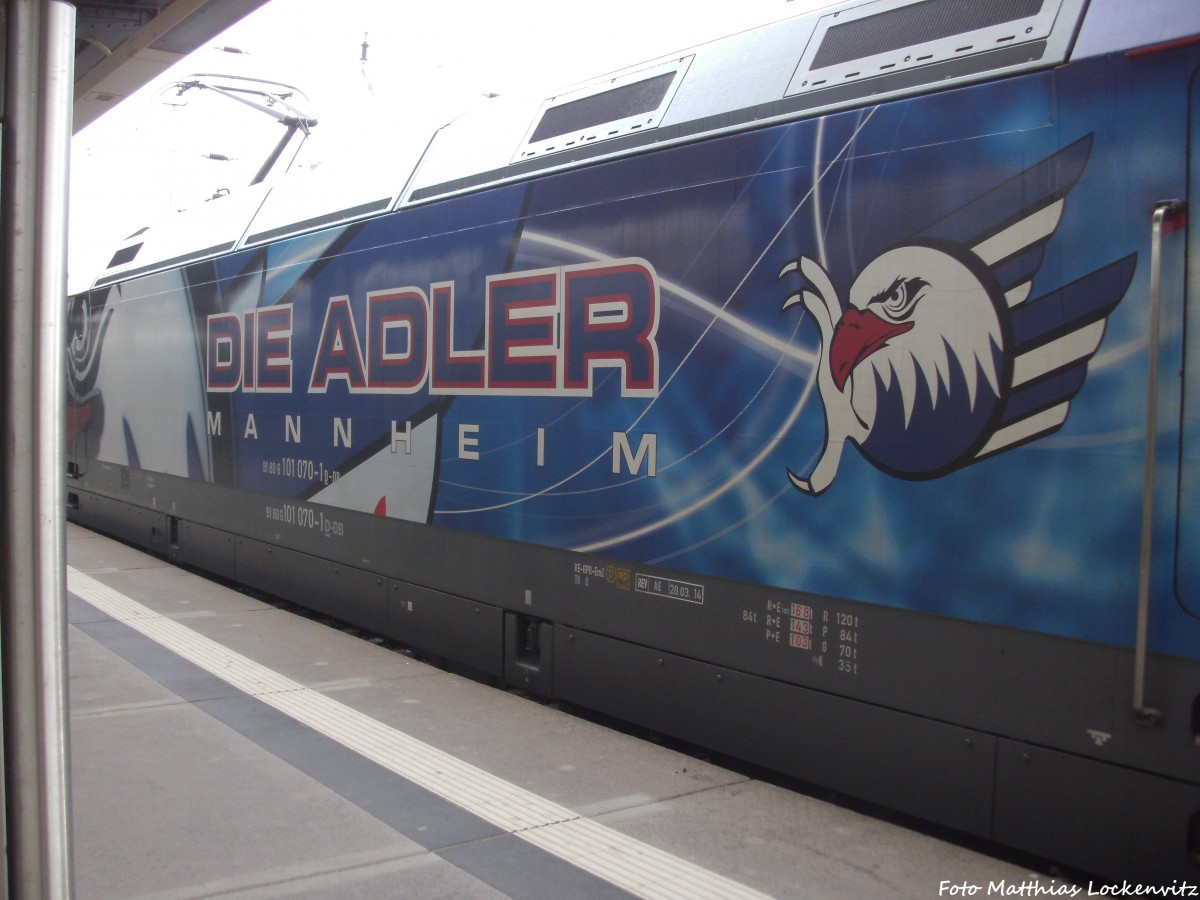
(67, 522), (1054, 898)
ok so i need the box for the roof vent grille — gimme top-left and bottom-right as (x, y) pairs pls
(106, 242), (144, 269)
(788, 0), (1060, 97)
(515, 57), (691, 163)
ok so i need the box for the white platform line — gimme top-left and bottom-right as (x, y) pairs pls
(68, 566), (772, 900)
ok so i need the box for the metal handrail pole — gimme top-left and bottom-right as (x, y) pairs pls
(1, 0), (77, 895)
(1132, 199), (1184, 727)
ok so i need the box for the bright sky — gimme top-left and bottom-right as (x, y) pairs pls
(69, 0), (830, 284)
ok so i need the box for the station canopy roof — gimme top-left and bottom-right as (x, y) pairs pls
(74, 0), (271, 132)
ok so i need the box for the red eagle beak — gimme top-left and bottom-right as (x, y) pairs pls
(829, 308), (914, 391)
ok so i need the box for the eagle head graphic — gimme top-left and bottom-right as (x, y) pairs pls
(779, 136), (1135, 496)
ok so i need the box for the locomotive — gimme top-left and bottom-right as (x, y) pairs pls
(68, 0), (1200, 880)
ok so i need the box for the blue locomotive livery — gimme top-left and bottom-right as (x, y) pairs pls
(67, 0), (1200, 882)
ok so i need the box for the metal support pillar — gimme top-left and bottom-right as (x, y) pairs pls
(1, 0), (77, 896)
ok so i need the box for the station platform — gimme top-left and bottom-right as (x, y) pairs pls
(67, 521), (1052, 899)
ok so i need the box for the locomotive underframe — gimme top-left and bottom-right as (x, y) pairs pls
(66, 469), (1200, 882)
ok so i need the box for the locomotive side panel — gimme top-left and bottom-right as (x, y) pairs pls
(65, 4), (1200, 881)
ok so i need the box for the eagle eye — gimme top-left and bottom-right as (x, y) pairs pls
(870, 275), (928, 321)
